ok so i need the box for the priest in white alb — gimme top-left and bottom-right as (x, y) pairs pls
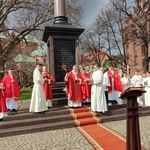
(29, 64), (48, 113)
(87, 65), (107, 113)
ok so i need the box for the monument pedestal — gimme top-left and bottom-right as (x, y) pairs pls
(120, 87), (145, 150)
(42, 24), (84, 84)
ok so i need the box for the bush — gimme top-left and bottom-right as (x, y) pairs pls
(18, 87), (32, 100)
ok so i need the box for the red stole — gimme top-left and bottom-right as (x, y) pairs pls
(81, 73), (91, 99)
(42, 72), (53, 100)
(107, 70), (123, 92)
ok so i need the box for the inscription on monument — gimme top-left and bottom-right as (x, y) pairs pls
(54, 39), (75, 82)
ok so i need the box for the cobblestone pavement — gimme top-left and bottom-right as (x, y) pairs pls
(0, 128), (94, 150)
(103, 116), (150, 150)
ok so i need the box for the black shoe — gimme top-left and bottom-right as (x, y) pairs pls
(104, 111), (111, 116)
(12, 109), (17, 112)
(0, 118), (3, 121)
(47, 106), (52, 109)
(37, 111), (45, 114)
(112, 100), (118, 105)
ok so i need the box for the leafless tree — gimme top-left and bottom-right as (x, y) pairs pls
(81, 1), (128, 69)
(0, 0), (83, 71)
(66, 0), (83, 27)
(80, 24), (107, 66)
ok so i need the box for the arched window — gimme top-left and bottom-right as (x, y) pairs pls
(126, 45), (129, 56)
(36, 58), (39, 63)
(134, 55), (138, 65)
(43, 58), (46, 64)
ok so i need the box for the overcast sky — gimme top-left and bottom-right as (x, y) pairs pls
(77, 0), (109, 27)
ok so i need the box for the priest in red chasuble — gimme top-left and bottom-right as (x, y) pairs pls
(42, 66), (53, 108)
(0, 79), (8, 121)
(81, 68), (91, 103)
(64, 65), (83, 107)
(2, 69), (20, 112)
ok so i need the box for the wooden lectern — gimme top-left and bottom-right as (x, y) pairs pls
(120, 87), (145, 150)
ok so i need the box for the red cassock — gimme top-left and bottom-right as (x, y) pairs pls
(107, 70), (123, 92)
(0, 80), (7, 113)
(81, 73), (91, 100)
(65, 71), (83, 102)
(2, 74), (20, 99)
(42, 72), (53, 100)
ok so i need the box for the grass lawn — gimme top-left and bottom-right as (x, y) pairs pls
(18, 87), (32, 100)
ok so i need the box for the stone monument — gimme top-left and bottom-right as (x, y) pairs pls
(42, 0), (84, 84)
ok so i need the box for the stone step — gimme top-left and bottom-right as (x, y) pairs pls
(2, 99), (149, 139)
(53, 92), (66, 99)
(18, 98), (67, 108)
(0, 102), (75, 138)
(99, 109), (150, 123)
(52, 97), (67, 106)
(0, 114), (73, 129)
(4, 107), (70, 121)
(107, 105), (150, 115)
(0, 120), (75, 138)
(17, 105), (68, 114)
(52, 86), (65, 93)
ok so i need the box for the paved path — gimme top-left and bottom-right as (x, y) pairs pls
(103, 116), (150, 150)
(0, 128), (94, 150)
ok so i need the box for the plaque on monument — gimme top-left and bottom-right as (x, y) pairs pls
(54, 39), (75, 82)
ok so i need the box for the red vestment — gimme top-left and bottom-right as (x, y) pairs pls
(81, 73), (91, 100)
(0, 80), (7, 113)
(42, 72), (53, 100)
(107, 70), (123, 92)
(65, 71), (83, 102)
(2, 74), (20, 99)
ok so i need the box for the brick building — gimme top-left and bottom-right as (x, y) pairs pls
(123, 1), (150, 76)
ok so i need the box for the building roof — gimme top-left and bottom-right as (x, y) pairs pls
(13, 54), (34, 63)
(24, 35), (38, 43)
(31, 46), (46, 57)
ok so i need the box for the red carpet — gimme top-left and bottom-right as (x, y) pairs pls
(70, 106), (126, 150)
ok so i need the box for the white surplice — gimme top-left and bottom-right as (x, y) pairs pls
(131, 75), (143, 87)
(29, 68), (48, 112)
(107, 70), (119, 102)
(121, 77), (130, 91)
(103, 72), (110, 91)
(91, 70), (107, 112)
(131, 75), (144, 106)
